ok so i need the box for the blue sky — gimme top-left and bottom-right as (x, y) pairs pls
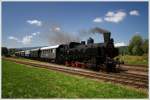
(2, 2), (148, 48)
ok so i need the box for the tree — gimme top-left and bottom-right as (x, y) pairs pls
(142, 39), (148, 54)
(2, 47), (8, 56)
(128, 35), (144, 56)
(131, 46), (143, 55)
(9, 48), (18, 55)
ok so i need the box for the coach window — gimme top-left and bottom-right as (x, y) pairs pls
(53, 49), (55, 53)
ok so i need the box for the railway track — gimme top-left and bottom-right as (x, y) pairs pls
(120, 65), (148, 72)
(3, 58), (148, 89)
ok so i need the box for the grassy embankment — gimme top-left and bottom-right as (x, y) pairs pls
(116, 54), (148, 67)
(2, 59), (147, 98)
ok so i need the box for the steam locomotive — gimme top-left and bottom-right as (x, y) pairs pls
(15, 27), (120, 72)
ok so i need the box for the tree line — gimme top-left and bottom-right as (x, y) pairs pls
(2, 47), (19, 57)
(119, 35), (148, 56)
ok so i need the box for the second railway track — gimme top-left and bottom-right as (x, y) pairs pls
(121, 64), (148, 72)
(4, 58), (148, 89)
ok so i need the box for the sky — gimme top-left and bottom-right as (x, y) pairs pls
(2, 2), (148, 48)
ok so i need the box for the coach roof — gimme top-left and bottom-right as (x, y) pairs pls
(40, 45), (59, 50)
(30, 48), (40, 51)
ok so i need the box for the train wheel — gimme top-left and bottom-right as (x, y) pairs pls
(75, 62), (78, 67)
(71, 61), (75, 67)
(65, 61), (70, 67)
(81, 63), (86, 69)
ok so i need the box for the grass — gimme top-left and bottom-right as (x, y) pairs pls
(116, 54), (148, 66)
(2, 59), (148, 98)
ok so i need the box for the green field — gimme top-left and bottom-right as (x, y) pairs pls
(2, 59), (147, 98)
(116, 55), (148, 66)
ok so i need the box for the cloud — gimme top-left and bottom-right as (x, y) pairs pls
(8, 35), (33, 45)
(51, 26), (61, 32)
(104, 10), (127, 23)
(50, 26), (61, 32)
(129, 10), (139, 16)
(8, 32), (40, 45)
(114, 42), (126, 47)
(27, 20), (42, 26)
(93, 17), (103, 23)
(135, 32), (140, 34)
(32, 32), (40, 36)
(54, 27), (61, 31)
(22, 32), (40, 44)
(8, 36), (18, 41)
(22, 35), (33, 44)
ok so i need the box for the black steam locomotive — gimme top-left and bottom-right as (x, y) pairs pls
(56, 28), (119, 72)
(15, 27), (120, 72)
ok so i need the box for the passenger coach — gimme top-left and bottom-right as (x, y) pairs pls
(40, 45), (59, 62)
(25, 50), (31, 58)
(30, 48), (41, 59)
(20, 51), (25, 57)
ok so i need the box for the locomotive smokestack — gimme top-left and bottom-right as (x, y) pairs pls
(91, 27), (111, 43)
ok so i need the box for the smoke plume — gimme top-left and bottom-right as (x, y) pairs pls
(90, 27), (110, 34)
(48, 25), (80, 45)
(47, 24), (110, 45)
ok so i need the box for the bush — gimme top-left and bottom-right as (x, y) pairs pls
(2, 47), (9, 56)
(128, 35), (148, 56)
